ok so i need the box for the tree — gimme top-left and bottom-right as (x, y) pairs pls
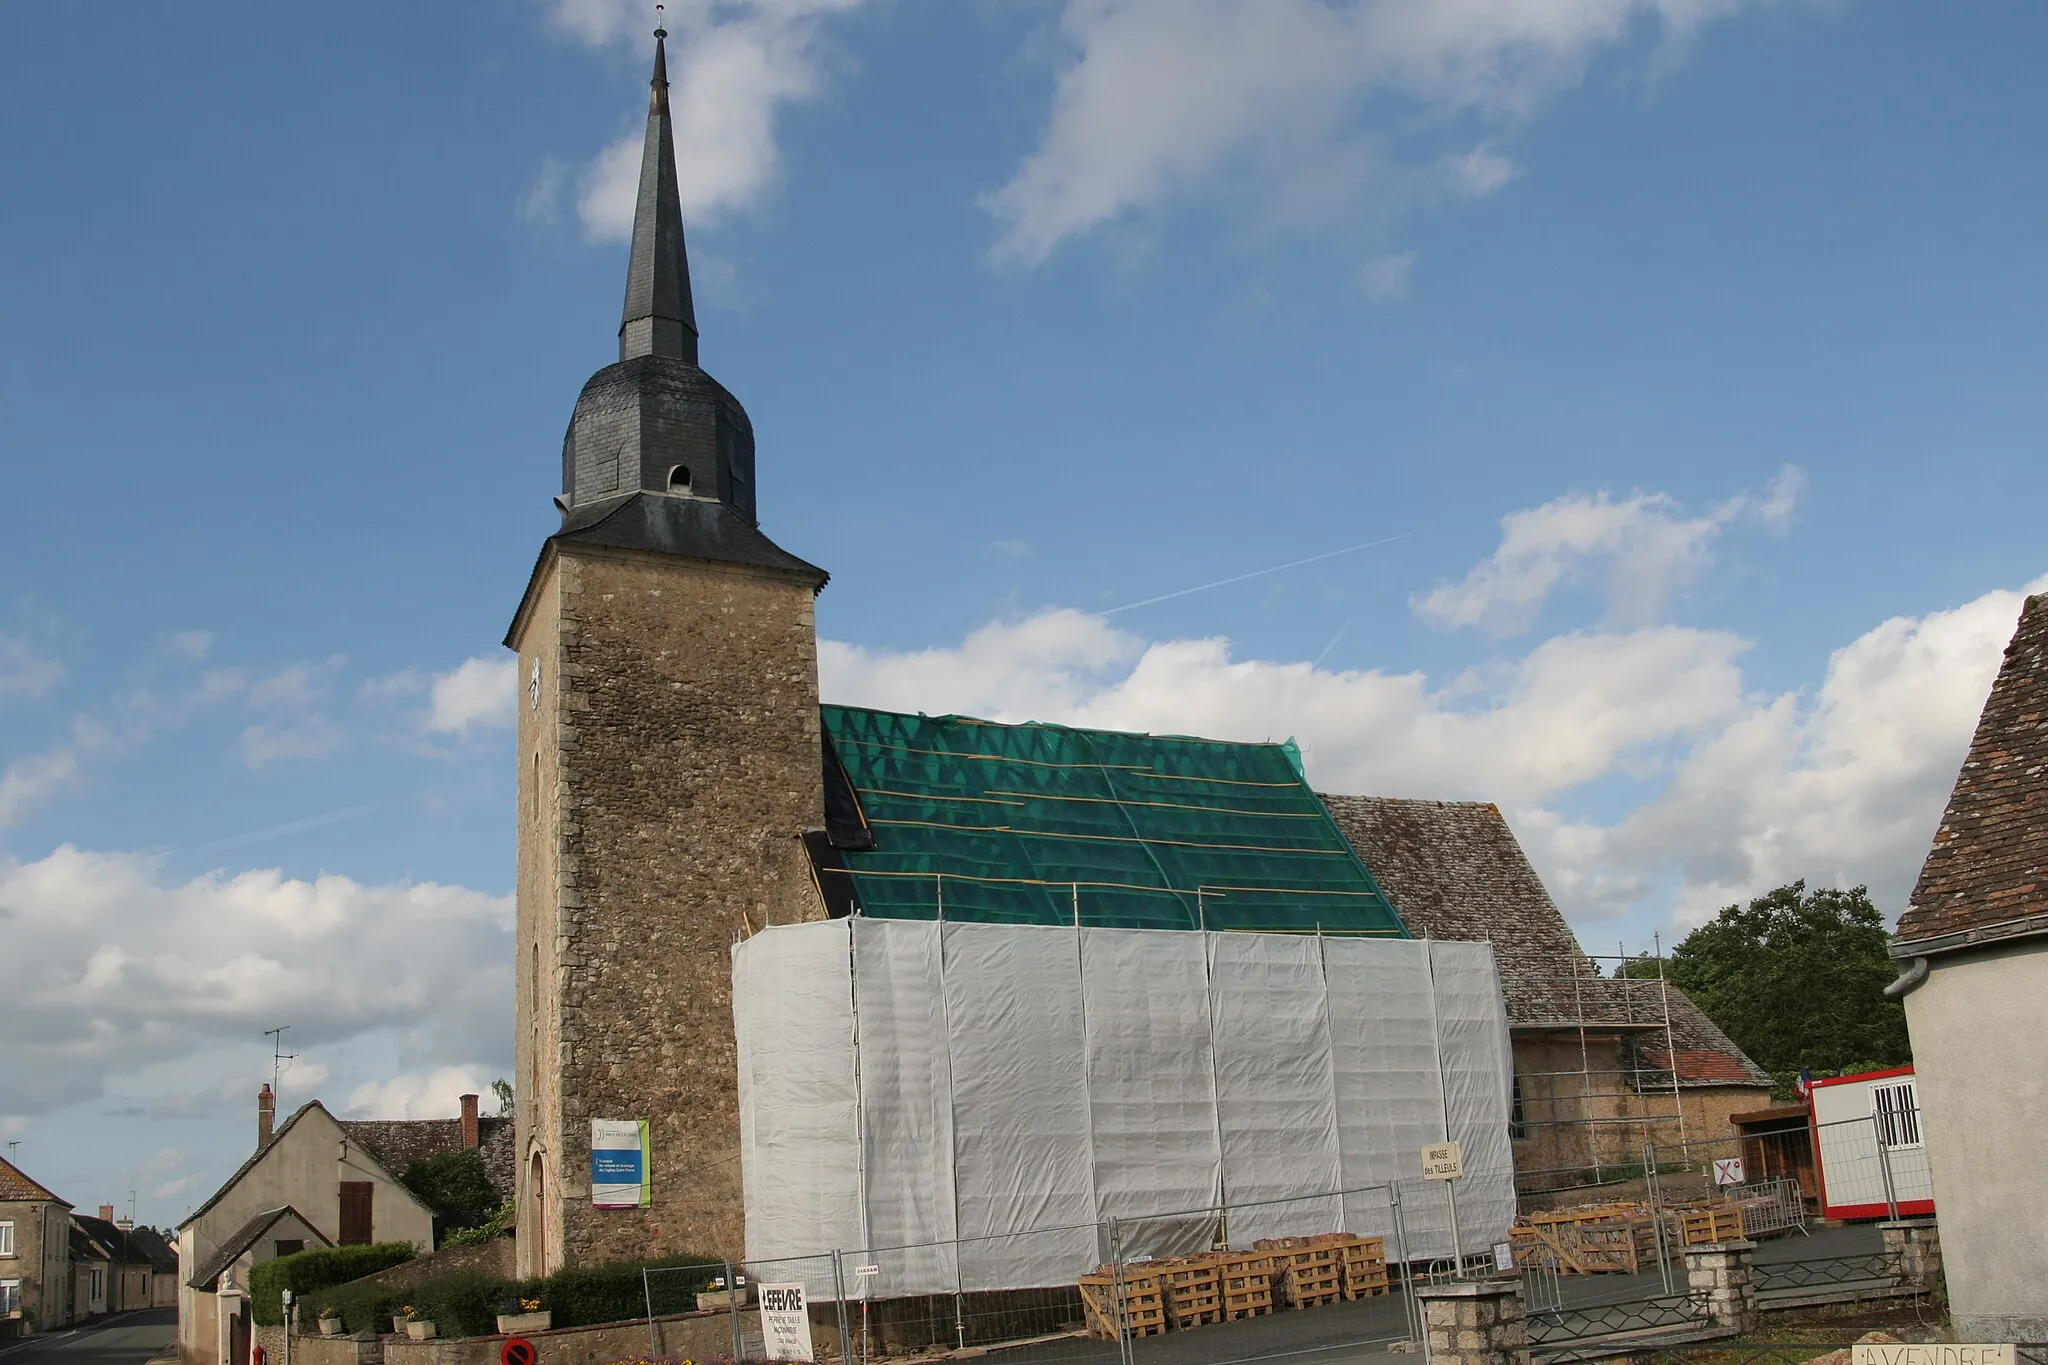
(490, 1077), (514, 1118)
(401, 1150), (501, 1244)
(1632, 881), (1910, 1076)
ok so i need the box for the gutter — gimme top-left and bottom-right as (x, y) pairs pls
(1887, 907), (2048, 998)
(1883, 956), (1929, 1001)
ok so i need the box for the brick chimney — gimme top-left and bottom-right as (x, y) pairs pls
(258, 1082), (276, 1150)
(460, 1093), (480, 1150)
(99, 1204), (115, 1222)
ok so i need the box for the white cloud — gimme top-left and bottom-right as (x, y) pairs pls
(1414, 467), (1804, 635)
(345, 1066), (497, 1121)
(821, 609), (1140, 722)
(1358, 251), (1415, 301)
(545, 0), (871, 239)
(0, 847), (511, 1118)
(987, 0), (1763, 265)
(0, 635), (66, 701)
(167, 631), (214, 661)
(425, 656), (517, 736)
(0, 747), (83, 828)
(239, 716), (345, 769)
(1532, 579), (2048, 926)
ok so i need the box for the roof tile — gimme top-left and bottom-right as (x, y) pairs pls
(1897, 593), (2048, 946)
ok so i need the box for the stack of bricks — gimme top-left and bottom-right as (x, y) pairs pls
(1418, 1280), (1529, 1365)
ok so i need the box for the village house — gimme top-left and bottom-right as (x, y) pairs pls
(1321, 796), (1773, 1193)
(1889, 591), (2048, 1341)
(74, 1207), (161, 1314)
(177, 1087), (434, 1365)
(0, 1153), (73, 1336)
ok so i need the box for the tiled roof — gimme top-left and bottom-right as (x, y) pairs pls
(186, 1206), (330, 1291)
(1897, 593), (2048, 949)
(128, 1224), (179, 1275)
(1319, 794), (1770, 1088)
(0, 1154), (67, 1205)
(340, 1116), (515, 1203)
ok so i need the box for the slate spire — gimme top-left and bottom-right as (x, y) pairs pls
(619, 14), (699, 364)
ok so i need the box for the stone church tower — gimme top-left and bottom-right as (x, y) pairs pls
(505, 25), (829, 1276)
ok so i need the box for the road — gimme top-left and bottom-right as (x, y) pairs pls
(0, 1311), (177, 1365)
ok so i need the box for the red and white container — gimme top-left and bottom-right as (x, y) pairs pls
(1808, 1065), (1934, 1220)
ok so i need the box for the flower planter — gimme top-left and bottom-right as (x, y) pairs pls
(405, 1321), (437, 1341)
(496, 1311), (551, 1334)
(390, 1318), (407, 1336)
(317, 1320), (343, 1337)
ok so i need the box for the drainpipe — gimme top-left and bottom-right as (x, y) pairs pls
(1884, 957), (1929, 1000)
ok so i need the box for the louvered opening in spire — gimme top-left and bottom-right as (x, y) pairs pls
(619, 21), (699, 364)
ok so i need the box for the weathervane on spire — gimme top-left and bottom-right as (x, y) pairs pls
(655, 3), (666, 38)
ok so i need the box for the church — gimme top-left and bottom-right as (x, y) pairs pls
(505, 25), (1749, 1286)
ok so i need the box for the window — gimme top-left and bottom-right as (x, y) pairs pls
(274, 1240), (305, 1257)
(667, 465), (691, 494)
(1871, 1079), (1922, 1149)
(1, 1278), (20, 1318)
(91, 1267), (104, 1302)
(0, 1221), (13, 1257)
(1510, 1073), (1529, 1142)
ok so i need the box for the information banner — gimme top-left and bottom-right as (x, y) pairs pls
(758, 1283), (815, 1362)
(591, 1119), (651, 1208)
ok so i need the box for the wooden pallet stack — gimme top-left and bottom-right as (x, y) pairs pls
(1160, 1259), (1224, 1329)
(1211, 1251), (1276, 1321)
(1254, 1239), (1345, 1309)
(1331, 1235), (1391, 1299)
(1077, 1263), (1168, 1339)
(1669, 1204), (1744, 1247)
(1512, 1207), (1660, 1274)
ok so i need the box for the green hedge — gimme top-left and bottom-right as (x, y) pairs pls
(251, 1243), (416, 1326)
(315, 1255), (723, 1339)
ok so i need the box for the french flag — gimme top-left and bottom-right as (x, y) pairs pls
(1793, 1067), (1815, 1104)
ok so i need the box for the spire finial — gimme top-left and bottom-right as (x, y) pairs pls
(619, 5), (698, 363)
(651, 6), (669, 115)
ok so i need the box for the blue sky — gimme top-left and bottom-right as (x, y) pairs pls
(2, 0), (2045, 1226)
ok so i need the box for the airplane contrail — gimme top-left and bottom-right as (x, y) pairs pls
(1102, 534), (1411, 616)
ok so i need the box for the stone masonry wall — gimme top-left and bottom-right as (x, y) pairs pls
(514, 544), (828, 1275)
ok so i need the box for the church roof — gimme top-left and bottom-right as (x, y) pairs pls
(814, 706), (1407, 935)
(1897, 592), (2048, 951)
(1319, 795), (1769, 1088)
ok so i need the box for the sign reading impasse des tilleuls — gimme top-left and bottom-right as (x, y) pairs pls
(1421, 1141), (1464, 1180)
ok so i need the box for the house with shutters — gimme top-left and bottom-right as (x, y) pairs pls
(0, 1153), (73, 1336)
(177, 1087), (433, 1365)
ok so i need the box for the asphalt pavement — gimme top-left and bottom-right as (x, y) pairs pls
(0, 1311), (177, 1365)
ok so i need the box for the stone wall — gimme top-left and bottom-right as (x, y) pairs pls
(514, 544), (828, 1276)
(260, 1306), (790, 1365)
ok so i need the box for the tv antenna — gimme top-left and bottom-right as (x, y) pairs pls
(263, 1026), (297, 1098)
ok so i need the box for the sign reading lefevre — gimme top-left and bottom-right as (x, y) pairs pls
(758, 1283), (815, 1363)
(1854, 1348), (2011, 1365)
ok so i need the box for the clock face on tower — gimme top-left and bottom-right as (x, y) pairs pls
(530, 658), (542, 711)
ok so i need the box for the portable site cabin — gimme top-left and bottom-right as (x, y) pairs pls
(1810, 1066), (1933, 1220)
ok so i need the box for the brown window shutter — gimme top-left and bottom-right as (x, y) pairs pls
(338, 1182), (373, 1245)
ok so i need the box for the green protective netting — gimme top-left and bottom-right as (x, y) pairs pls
(821, 705), (1407, 935)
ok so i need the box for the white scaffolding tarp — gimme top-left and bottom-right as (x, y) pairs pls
(733, 919), (1514, 1295)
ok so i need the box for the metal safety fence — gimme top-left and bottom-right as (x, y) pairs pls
(640, 1175), (1545, 1365)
